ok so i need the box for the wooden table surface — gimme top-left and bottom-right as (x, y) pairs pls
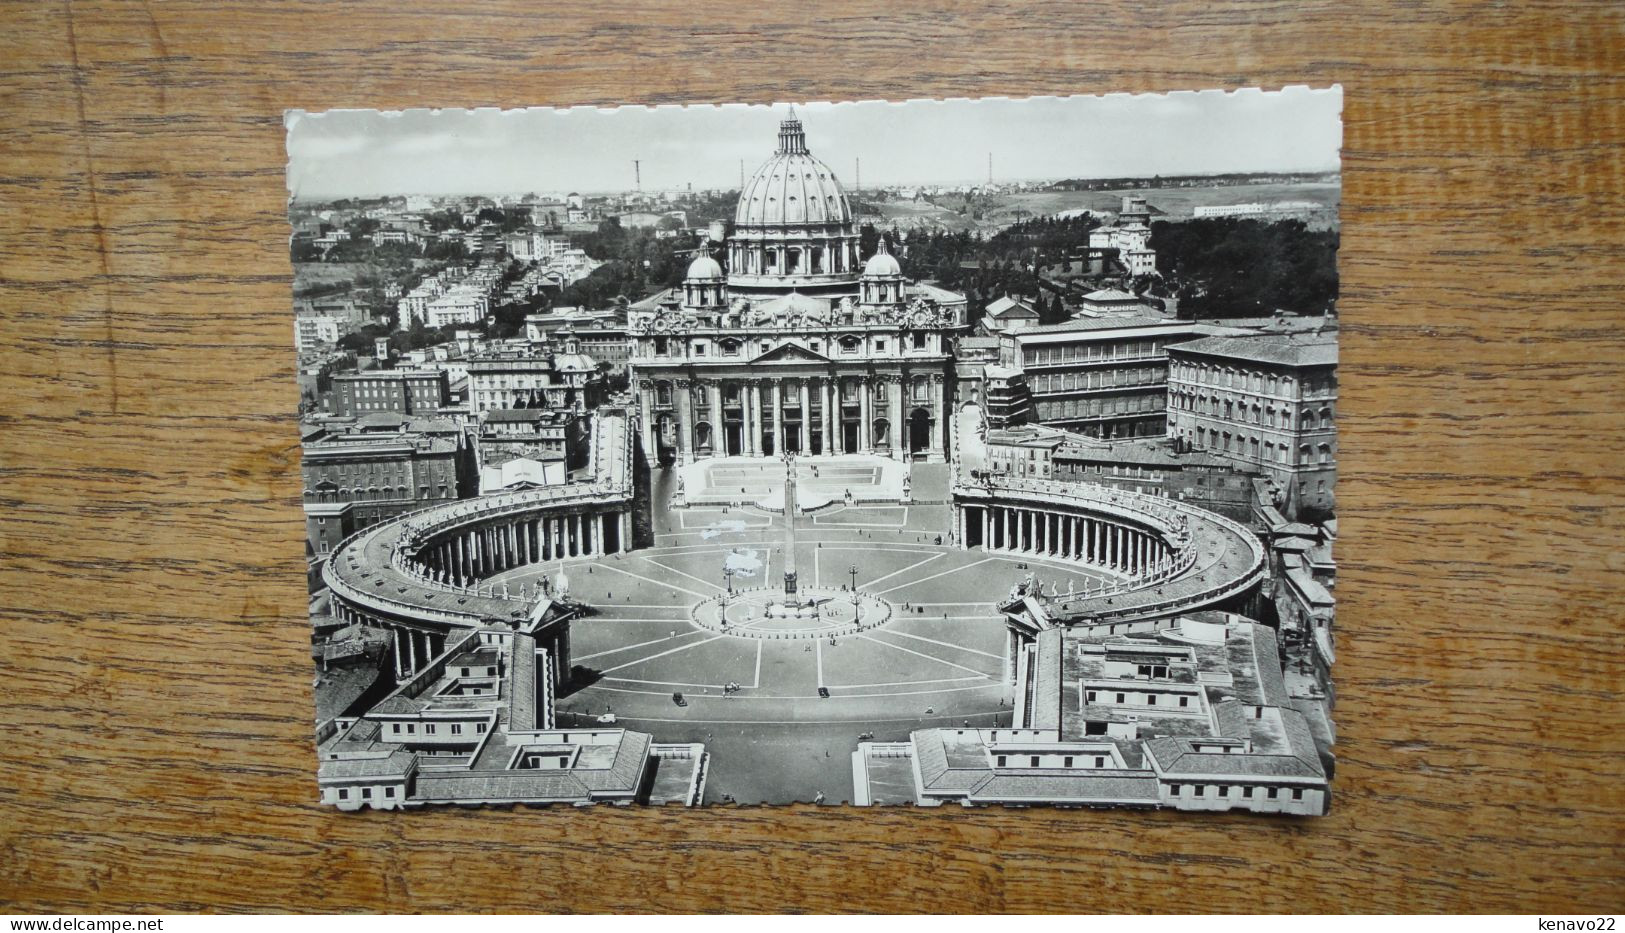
(2, 0), (1621, 915)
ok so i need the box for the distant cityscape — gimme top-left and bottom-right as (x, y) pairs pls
(296, 108), (1338, 812)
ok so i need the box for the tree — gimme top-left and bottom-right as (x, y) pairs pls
(1149, 218), (1338, 319)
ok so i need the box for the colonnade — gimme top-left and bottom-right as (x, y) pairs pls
(416, 509), (631, 587)
(640, 372), (945, 463)
(727, 235), (860, 277)
(958, 503), (1170, 577)
(326, 599), (448, 682)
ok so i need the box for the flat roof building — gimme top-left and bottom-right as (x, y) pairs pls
(318, 628), (707, 809)
(995, 315), (1208, 439)
(1166, 331), (1338, 519)
(855, 614), (1329, 814)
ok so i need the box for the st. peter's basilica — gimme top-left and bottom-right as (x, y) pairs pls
(629, 111), (968, 464)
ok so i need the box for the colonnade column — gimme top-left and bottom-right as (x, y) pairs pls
(675, 379), (693, 464)
(709, 383), (724, 458)
(858, 378), (873, 453)
(931, 374), (946, 461)
(750, 381), (763, 457)
(741, 382), (756, 457)
(889, 377), (904, 460)
(1005, 629), (1020, 684)
(769, 379), (782, 456)
(639, 385), (657, 465)
(820, 378), (834, 455)
(798, 379), (811, 454)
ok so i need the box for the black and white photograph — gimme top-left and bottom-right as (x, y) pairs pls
(287, 88), (1343, 811)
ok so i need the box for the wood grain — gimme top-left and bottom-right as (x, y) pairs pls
(1, 0), (1621, 914)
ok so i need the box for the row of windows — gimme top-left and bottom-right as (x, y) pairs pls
(651, 332), (932, 359)
(307, 485), (448, 502)
(1172, 360), (1336, 396)
(388, 721), (488, 736)
(1035, 393), (1164, 420)
(1086, 690), (1194, 709)
(995, 754), (1113, 769)
(347, 383), (439, 396)
(1186, 426), (1335, 465)
(317, 461), (412, 480)
(474, 376), (558, 389)
(1029, 367), (1162, 394)
(1171, 390), (1333, 429)
(335, 786), (395, 801)
(1168, 784), (1306, 802)
(1059, 462), (1166, 479)
(1022, 339), (1168, 366)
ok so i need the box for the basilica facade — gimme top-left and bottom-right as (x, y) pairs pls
(629, 113), (968, 465)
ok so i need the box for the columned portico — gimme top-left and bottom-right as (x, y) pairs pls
(633, 364), (953, 464)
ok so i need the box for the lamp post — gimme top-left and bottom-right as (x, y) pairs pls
(723, 565), (735, 598)
(848, 564), (859, 603)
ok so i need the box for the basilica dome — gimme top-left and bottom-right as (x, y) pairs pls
(735, 113), (853, 228)
(724, 111), (863, 298)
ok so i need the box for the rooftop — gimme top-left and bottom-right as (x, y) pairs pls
(1014, 313), (1191, 338)
(1168, 332), (1338, 368)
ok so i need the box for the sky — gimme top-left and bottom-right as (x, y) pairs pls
(286, 86), (1342, 200)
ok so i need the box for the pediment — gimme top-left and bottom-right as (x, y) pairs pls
(749, 342), (832, 365)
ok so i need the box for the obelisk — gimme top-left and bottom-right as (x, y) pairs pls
(782, 454), (799, 603)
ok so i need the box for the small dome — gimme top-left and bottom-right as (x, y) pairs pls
(685, 254), (724, 281)
(863, 240), (902, 277)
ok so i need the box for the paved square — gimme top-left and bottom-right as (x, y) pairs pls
(489, 478), (1118, 803)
